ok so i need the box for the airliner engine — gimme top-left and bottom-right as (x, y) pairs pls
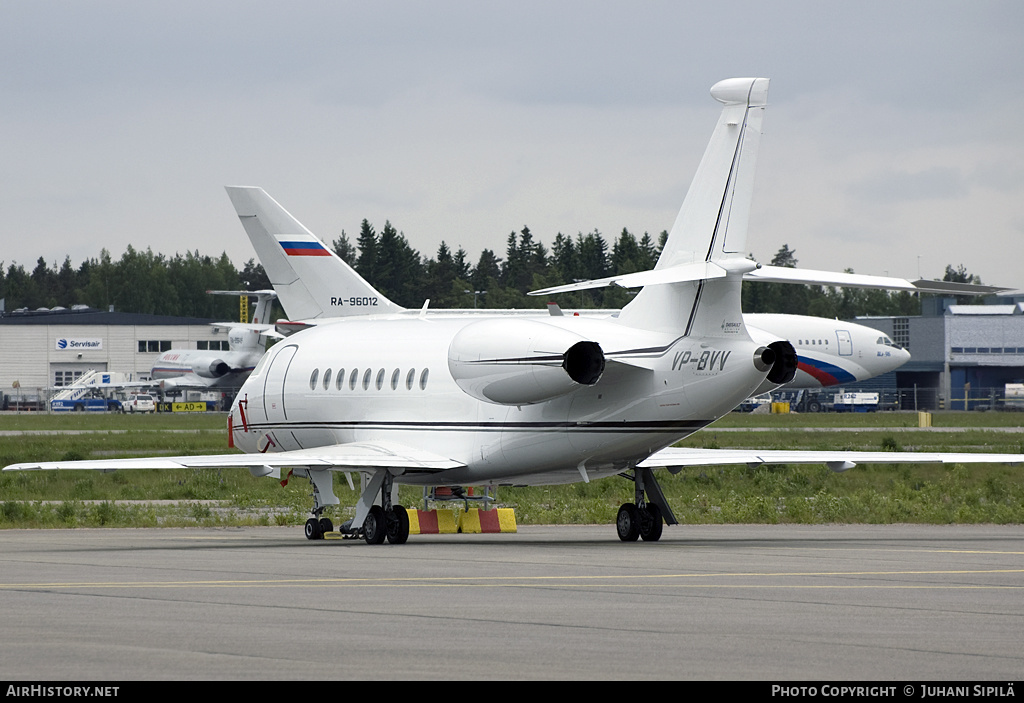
(448, 319), (605, 405)
(153, 351), (233, 380)
(193, 356), (233, 378)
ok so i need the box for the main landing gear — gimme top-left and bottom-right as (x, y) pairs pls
(300, 467), (410, 545)
(616, 467), (677, 542)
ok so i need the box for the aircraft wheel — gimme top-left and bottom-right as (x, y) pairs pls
(386, 505), (410, 545)
(639, 503), (663, 542)
(319, 517), (333, 534)
(616, 503), (640, 542)
(363, 505), (387, 545)
(304, 517), (323, 540)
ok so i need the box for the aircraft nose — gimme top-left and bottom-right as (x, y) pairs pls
(889, 345), (911, 370)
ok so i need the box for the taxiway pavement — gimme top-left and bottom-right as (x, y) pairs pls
(0, 524), (1021, 680)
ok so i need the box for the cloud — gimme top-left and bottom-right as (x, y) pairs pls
(1, 1), (1021, 291)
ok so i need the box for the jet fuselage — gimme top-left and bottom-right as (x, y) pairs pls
(229, 313), (770, 485)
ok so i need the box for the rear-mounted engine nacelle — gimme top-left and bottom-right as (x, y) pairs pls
(749, 340), (798, 395)
(448, 319), (605, 405)
(192, 356), (232, 379)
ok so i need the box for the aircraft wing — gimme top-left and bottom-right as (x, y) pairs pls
(744, 266), (1012, 295)
(641, 447), (1024, 473)
(2, 441), (464, 474)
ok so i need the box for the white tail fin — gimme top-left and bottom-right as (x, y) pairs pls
(616, 77), (769, 334)
(225, 186), (403, 320)
(208, 289), (279, 350)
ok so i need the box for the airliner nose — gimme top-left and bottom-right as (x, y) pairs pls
(888, 345), (911, 371)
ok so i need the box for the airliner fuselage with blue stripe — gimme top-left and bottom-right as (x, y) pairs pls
(745, 313), (909, 388)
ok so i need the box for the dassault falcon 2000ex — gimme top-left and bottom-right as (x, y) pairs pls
(6, 78), (1020, 544)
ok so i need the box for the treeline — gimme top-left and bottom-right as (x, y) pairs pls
(0, 247), (261, 320)
(1, 224), (980, 320)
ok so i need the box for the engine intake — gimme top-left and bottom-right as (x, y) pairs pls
(764, 340), (797, 384)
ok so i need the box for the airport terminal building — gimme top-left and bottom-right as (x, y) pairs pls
(0, 306), (225, 407)
(852, 296), (1024, 410)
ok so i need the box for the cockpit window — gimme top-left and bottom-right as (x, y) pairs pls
(250, 352), (272, 378)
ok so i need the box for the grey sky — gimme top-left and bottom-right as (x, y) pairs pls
(3, 1), (1022, 292)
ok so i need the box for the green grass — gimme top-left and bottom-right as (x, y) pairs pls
(1, 411), (1021, 528)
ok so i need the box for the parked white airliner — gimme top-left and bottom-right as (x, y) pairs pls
(149, 290), (278, 392)
(6, 78), (1019, 544)
(745, 314), (908, 388)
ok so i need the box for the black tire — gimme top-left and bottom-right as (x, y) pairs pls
(319, 517), (333, 534)
(616, 503), (640, 542)
(363, 505), (387, 545)
(808, 401), (821, 413)
(304, 517), (322, 540)
(386, 505), (410, 544)
(639, 503), (663, 542)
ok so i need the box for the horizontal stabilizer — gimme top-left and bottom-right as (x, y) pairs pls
(746, 266), (1011, 295)
(529, 261), (730, 297)
(210, 322), (284, 339)
(532, 263), (1012, 298)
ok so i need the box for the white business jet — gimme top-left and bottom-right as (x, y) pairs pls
(6, 78), (1019, 544)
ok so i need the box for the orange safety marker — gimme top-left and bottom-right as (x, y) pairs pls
(408, 509), (458, 534)
(458, 508), (517, 534)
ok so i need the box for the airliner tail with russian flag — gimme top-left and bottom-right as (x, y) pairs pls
(225, 187), (404, 320)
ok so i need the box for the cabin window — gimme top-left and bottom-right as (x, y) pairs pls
(406, 368), (416, 390)
(419, 368), (429, 390)
(322, 368), (332, 391)
(376, 368), (385, 390)
(336, 368), (345, 391)
(391, 368), (400, 390)
(349, 368), (359, 390)
(309, 369), (319, 390)
(363, 368), (372, 390)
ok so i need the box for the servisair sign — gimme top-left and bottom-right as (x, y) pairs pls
(55, 338), (103, 351)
